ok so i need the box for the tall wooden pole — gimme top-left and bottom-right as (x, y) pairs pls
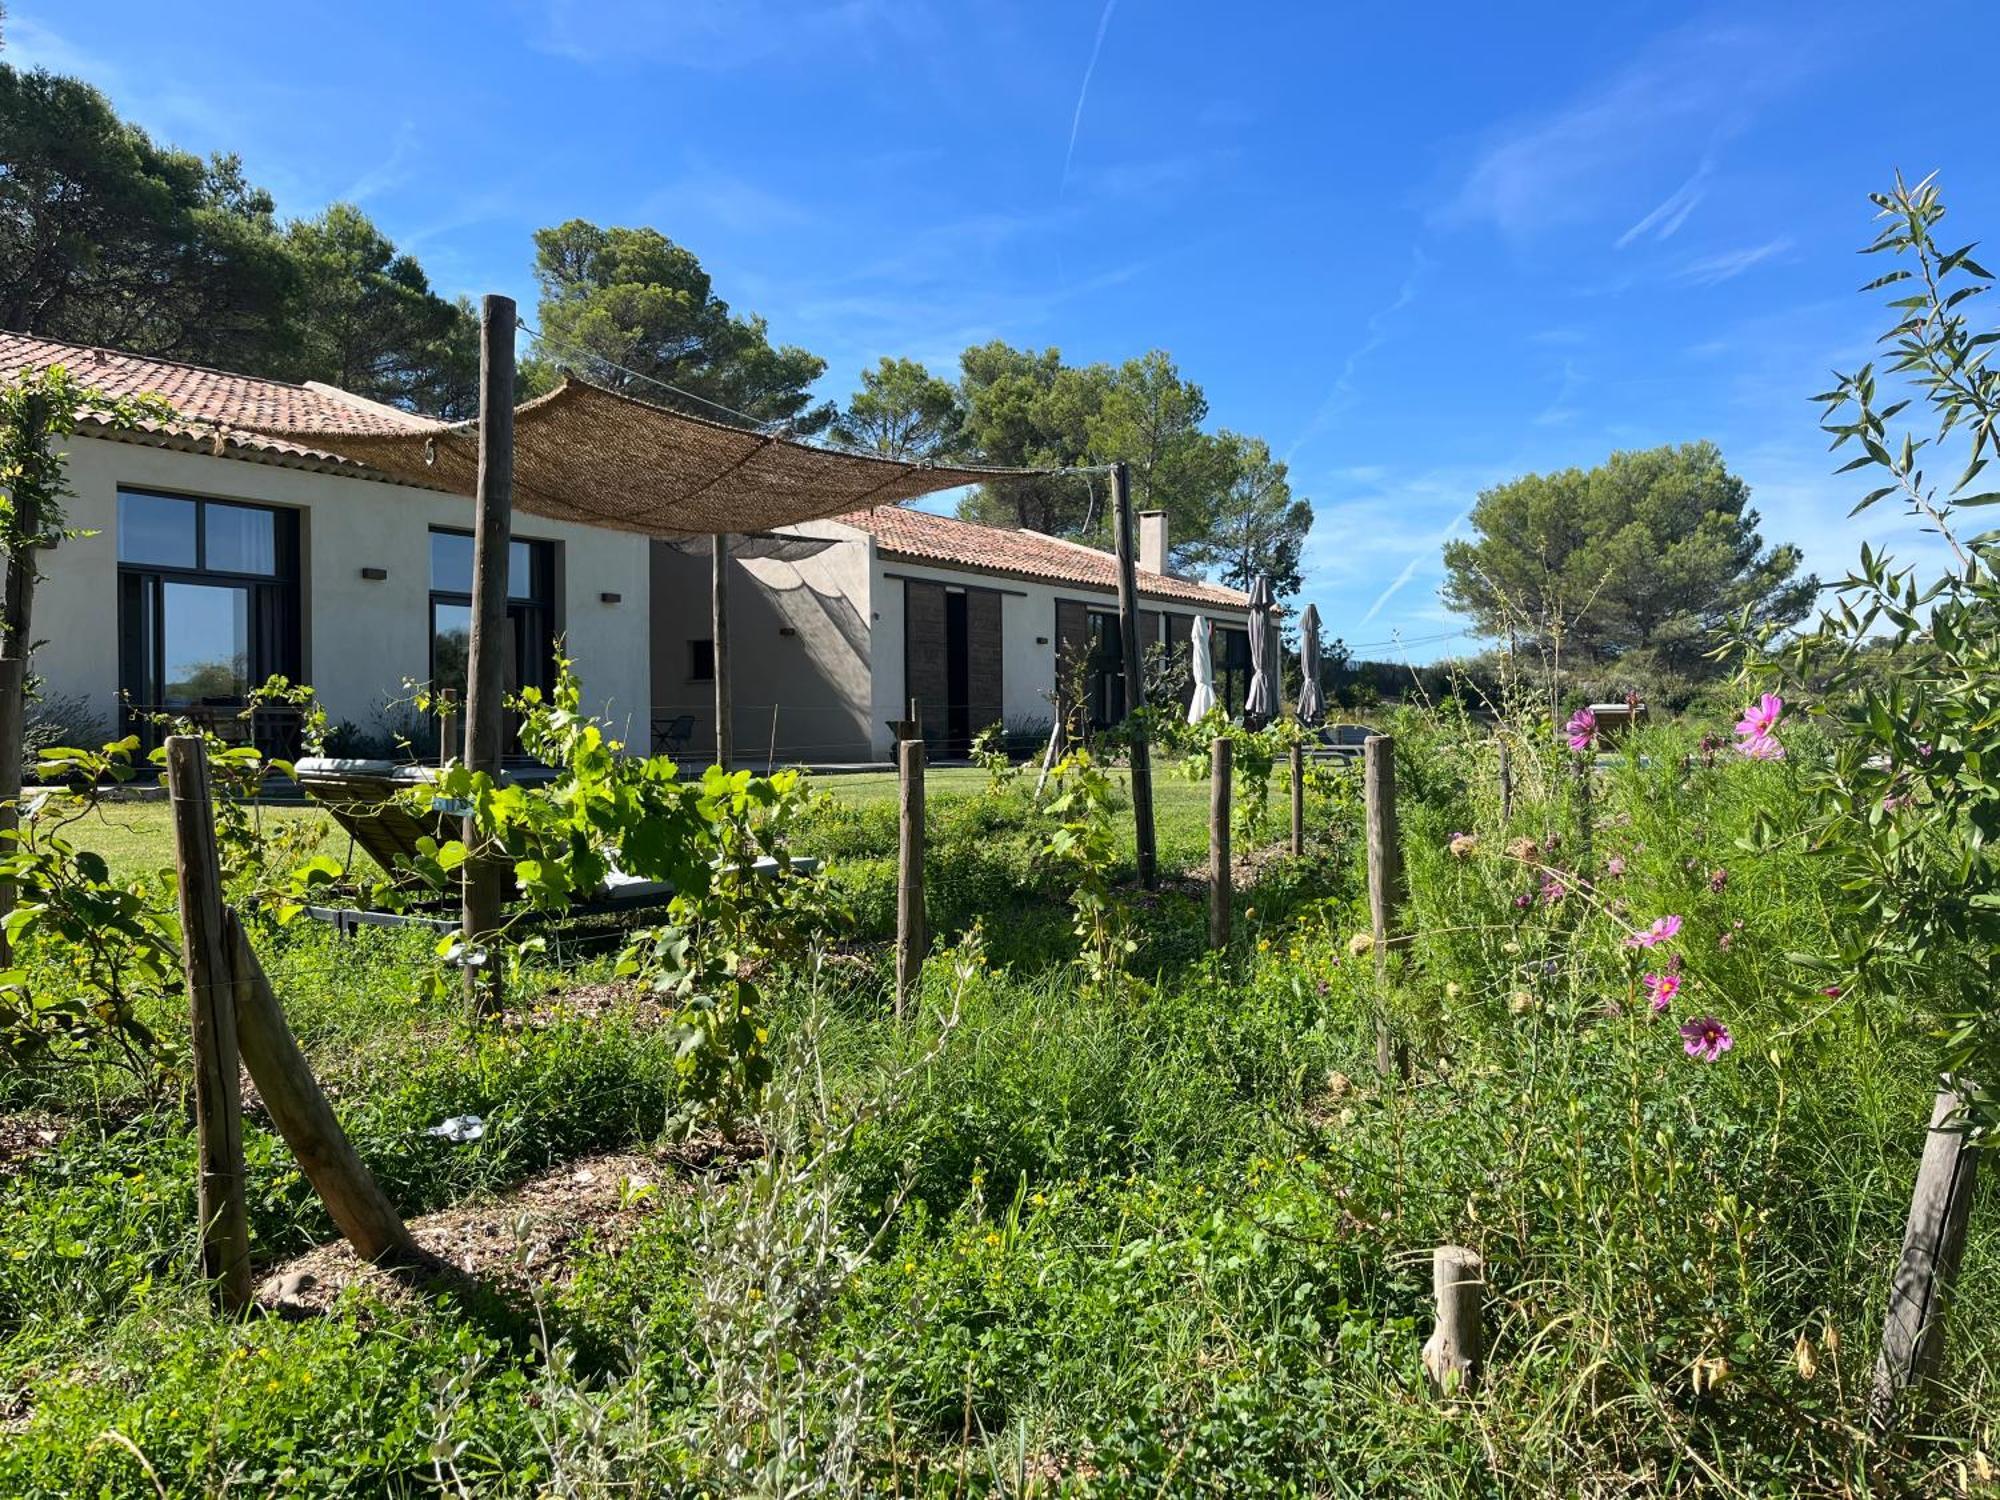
(1872, 1083), (1981, 1427)
(1365, 734), (1407, 1077)
(461, 293), (515, 1016)
(712, 533), (732, 767)
(1110, 462), (1157, 888)
(0, 391), (48, 965)
(165, 736), (253, 1310)
(1208, 736), (1232, 950)
(895, 737), (927, 1017)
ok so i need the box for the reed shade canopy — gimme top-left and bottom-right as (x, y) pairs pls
(236, 376), (1059, 538)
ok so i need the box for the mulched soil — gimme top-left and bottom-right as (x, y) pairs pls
(254, 1131), (762, 1318)
(0, 1111), (67, 1180)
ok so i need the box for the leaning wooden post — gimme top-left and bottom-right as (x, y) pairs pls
(164, 736), (253, 1310)
(712, 533), (733, 767)
(1365, 735), (1407, 1077)
(1208, 736), (1232, 949)
(1871, 1082), (1981, 1428)
(461, 292), (515, 1017)
(1497, 739), (1514, 824)
(1421, 1245), (1485, 1395)
(895, 737), (927, 1018)
(225, 912), (415, 1264)
(1110, 462), (1158, 889)
(1288, 739), (1305, 857)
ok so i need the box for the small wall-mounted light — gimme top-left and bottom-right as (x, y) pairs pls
(778, 626), (798, 637)
(600, 591), (622, 604)
(1035, 635), (1049, 645)
(360, 566), (388, 581)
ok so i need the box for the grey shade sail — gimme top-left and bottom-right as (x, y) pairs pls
(1188, 613), (1217, 722)
(1243, 574), (1276, 721)
(1296, 602), (1326, 725)
(660, 531), (841, 563)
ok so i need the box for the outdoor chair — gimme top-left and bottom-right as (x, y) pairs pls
(652, 714), (696, 758)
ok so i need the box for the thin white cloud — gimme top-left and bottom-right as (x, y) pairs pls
(1359, 506), (1472, 626)
(1439, 22), (1817, 240)
(338, 122), (421, 206)
(1060, 0), (1119, 194)
(1614, 152), (1714, 248)
(1676, 238), (1794, 287)
(1533, 359), (1585, 427)
(1284, 247), (1428, 463)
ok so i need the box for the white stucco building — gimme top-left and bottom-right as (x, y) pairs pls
(4, 332), (1253, 765)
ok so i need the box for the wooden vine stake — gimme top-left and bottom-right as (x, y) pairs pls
(1289, 740), (1305, 858)
(1497, 739), (1514, 824)
(1421, 1245), (1485, 1395)
(1208, 736), (1232, 950)
(1364, 735), (1408, 1077)
(1110, 462), (1158, 889)
(226, 913), (415, 1263)
(1870, 1082), (1981, 1428)
(165, 736), (253, 1310)
(895, 736), (927, 1018)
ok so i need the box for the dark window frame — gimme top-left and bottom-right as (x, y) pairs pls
(115, 489), (301, 743)
(687, 638), (715, 683)
(426, 527), (559, 708)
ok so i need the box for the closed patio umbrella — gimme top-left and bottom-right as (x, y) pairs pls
(1296, 603), (1326, 726)
(1188, 614), (1217, 723)
(1243, 575), (1276, 725)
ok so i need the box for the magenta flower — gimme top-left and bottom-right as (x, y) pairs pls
(1540, 877), (1567, 905)
(1644, 972), (1681, 1013)
(1736, 693), (1783, 739)
(1513, 891), (1533, 910)
(1738, 732), (1785, 761)
(1566, 708), (1598, 753)
(1679, 1015), (1733, 1062)
(1605, 854), (1627, 878)
(1624, 914), (1683, 949)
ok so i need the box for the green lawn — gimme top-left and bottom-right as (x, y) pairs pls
(57, 762), (1272, 879)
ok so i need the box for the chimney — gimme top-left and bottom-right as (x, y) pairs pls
(1138, 510), (1168, 574)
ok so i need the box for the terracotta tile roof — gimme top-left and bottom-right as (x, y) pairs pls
(837, 504), (1251, 610)
(0, 330), (435, 475)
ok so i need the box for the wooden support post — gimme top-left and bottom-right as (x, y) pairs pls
(1421, 1245), (1485, 1395)
(461, 293), (515, 1018)
(895, 737), (927, 1018)
(1497, 739), (1513, 824)
(1209, 736), (1231, 950)
(766, 704), (780, 775)
(1289, 740), (1305, 858)
(1365, 734), (1407, 1077)
(437, 689), (458, 770)
(0, 390), (48, 966)
(1110, 463), (1158, 889)
(225, 912), (414, 1264)
(164, 736), (253, 1310)
(1871, 1083), (1981, 1428)
(712, 533), (732, 767)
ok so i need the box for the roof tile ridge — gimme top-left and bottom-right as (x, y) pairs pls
(0, 329), (323, 392)
(301, 380), (444, 431)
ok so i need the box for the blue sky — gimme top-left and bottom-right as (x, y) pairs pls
(15, 0), (2000, 660)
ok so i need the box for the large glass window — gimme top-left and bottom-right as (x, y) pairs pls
(116, 491), (299, 746)
(428, 528), (557, 743)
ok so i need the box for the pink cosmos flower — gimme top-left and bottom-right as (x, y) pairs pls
(1737, 693), (1784, 740)
(1605, 855), (1627, 878)
(1566, 708), (1598, 753)
(1624, 914), (1683, 949)
(1679, 1015), (1733, 1062)
(1738, 732), (1786, 761)
(1540, 877), (1567, 905)
(1645, 972), (1681, 1013)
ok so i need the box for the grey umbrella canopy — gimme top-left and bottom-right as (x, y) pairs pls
(1296, 602), (1326, 725)
(1243, 574), (1276, 724)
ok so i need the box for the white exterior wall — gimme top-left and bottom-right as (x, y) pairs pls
(864, 554), (1252, 759)
(36, 434), (651, 745)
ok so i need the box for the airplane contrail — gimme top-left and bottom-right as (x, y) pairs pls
(1060, 0), (1119, 194)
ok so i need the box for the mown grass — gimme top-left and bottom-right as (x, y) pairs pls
(2, 719), (1995, 1496)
